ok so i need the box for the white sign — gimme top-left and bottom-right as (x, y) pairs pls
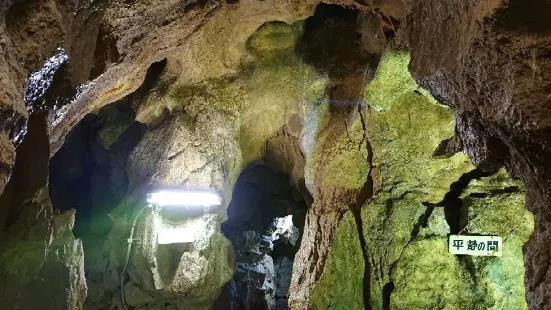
(157, 226), (197, 244)
(156, 218), (209, 244)
(449, 235), (503, 257)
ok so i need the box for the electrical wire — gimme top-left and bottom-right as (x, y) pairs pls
(120, 207), (148, 310)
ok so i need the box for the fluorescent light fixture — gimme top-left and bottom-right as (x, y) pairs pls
(147, 190), (222, 207)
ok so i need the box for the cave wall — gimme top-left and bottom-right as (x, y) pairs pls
(406, 1), (551, 307)
(0, 1), (550, 310)
(0, 189), (87, 309)
(289, 49), (533, 309)
(82, 20), (321, 309)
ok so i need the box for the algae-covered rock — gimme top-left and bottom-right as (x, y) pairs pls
(358, 50), (476, 307)
(461, 169), (533, 310)
(325, 51), (534, 310)
(365, 51), (474, 204)
(307, 114), (369, 193)
(388, 208), (483, 310)
(391, 227), (480, 310)
(310, 211), (364, 310)
(389, 169), (533, 310)
(361, 197), (427, 308)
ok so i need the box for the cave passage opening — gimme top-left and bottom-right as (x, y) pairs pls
(221, 164), (308, 310)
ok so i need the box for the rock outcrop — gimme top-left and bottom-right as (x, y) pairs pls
(0, 1), (550, 310)
(0, 189), (87, 310)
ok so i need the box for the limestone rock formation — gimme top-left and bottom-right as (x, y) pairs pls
(0, 189), (87, 310)
(0, 1), (550, 310)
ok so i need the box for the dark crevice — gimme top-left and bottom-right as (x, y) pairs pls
(0, 46), (75, 231)
(432, 137), (453, 157)
(412, 206), (436, 236)
(0, 112), (49, 231)
(220, 165), (307, 310)
(381, 281), (395, 310)
(468, 186), (520, 198)
(132, 59), (168, 101)
(439, 169), (496, 234)
(349, 105), (374, 310)
(369, 8), (400, 40)
(89, 23), (121, 80)
(349, 203), (373, 310)
(49, 99), (146, 238)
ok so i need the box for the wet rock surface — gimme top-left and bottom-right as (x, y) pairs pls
(0, 1), (550, 310)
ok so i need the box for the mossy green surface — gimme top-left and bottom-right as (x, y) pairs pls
(365, 51), (474, 203)
(391, 236), (482, 310)
(358, 50), (475, 307)
(361, 197), (427, 309)
(461, 169), (533, 310)
(299, 80), (369, 192)
(348, 51), (533, 310)
(310, 211), (364, 310)
(310, 115), (370, 191)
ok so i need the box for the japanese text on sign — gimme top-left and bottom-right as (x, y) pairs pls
(449, 235), (502, 257)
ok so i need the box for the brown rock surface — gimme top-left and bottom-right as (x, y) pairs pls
(1, 0), (551, 309)
(406, 1), (551, 308)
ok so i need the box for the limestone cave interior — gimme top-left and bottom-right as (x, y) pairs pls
(0, 0), (550, 309)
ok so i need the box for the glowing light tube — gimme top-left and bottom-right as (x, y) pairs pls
(147, 190), (221, 207)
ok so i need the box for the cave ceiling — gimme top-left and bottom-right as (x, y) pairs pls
(0, 0), (551, 309)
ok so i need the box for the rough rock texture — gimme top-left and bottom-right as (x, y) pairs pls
(405, 2), (551, 308)
(0, 0), (110, 192)
(289, 7), (386, 308)
(305, 50), (534, 310)
(83, 97), (239, 309)
(47, 0), (321, 157)
(1, 0), (551, 309)
(309, 211), (364, 310)
(0, 188), (87, 310)
(83, 19), (318, 310)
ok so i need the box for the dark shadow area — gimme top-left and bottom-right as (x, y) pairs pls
(49, 100), (146, 238)
(218, 165), (308, 310)
(295, 3), (385, 112)
(0, 47), (76, 232)
(498, 0), (551, 33)
(0, 112), (49, 231)
(89, 22), (122, 80)
(440, 169), (496, 234)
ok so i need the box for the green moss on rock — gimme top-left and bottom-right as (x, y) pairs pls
(365, 51), (475, 203)
(361, 197), (427, 309)
(461, 169), (533, 310)
(310, 211), (364, 310)
(391, 235), (481, 310)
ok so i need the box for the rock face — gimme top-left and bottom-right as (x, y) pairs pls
(406, 2), (551, 307)
(0, 1), (550, 310)
(301, 50), (533, 310)
(0, 189), (87, 310)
